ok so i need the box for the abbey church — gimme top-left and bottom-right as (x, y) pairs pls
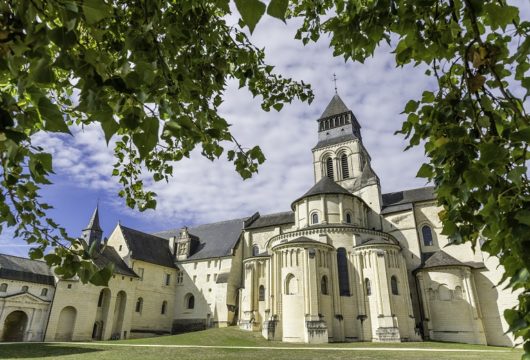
(0, 95), (518, 346)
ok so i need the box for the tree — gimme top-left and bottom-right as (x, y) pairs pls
(0, 1), (312, 284)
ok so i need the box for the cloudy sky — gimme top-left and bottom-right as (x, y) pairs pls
(1, 3), (528, 256)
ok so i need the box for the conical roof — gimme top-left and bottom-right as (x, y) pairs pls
(291, 176), (351, 209)
(320, 94), (350, 118)
(84, 206), (102, 232)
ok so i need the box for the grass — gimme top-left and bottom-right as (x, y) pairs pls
(0, 327), (523, 360)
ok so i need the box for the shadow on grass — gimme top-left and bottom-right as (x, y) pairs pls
(0, 343), (103, 358)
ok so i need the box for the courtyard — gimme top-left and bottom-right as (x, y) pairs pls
(0, 327), (522, 360)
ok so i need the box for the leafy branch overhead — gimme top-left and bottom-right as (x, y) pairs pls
(0, 1), (312, 286)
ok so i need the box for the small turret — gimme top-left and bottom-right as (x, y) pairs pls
(82, 205), (103, 246)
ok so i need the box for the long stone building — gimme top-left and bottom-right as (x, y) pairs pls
(0, 94), (518, 346)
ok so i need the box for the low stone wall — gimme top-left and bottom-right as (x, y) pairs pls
(172, 319), (207, 334)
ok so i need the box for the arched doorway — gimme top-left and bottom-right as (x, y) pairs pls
(2, 311), (28, 342)
(55, 306), (77, 341)
(112, 291), (127, 339)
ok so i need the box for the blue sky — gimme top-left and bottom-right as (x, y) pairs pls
(1, 3), (529, 256)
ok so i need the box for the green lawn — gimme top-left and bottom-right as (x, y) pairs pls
(0, 327), (523, 360)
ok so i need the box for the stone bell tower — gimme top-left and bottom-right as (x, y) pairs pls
(311, 94), (382, 213)
(82, 205), (103, 246)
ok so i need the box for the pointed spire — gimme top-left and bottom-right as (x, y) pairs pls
(320, 94), (350, 119)
(84, 205), (102, 232)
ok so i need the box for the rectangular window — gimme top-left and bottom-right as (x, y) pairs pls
(176, 270), (183, 285)
(207, 274), (211, 282)
(208, 261), (211, 268)
(137, 268), (144, 281)
(165, 273), (171, 286)
(193, 275), (197, 283)
(194, 263), (198, 270)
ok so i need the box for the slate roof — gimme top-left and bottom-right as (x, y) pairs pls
(418, 251), (483, 270)
(120, 225), (176, 268)
(155, 217), (247, 261)
(0, 254), (55, 285)
(245, 211), (295, 230)
(84, 206), (102, 232)
(320, 94), (350, 118)
(313, 133), (357, 150)
(291, 177), (351, 209)
(93, 245), (138, 278)
(216, 272), (230, 284)
(381, 186), (436, 214)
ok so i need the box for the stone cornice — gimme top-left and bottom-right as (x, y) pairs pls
(265, 225), (398, 250)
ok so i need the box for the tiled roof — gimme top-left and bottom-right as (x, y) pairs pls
(320, 94), (350, 118)
(245, 211), (295, 230)
(419, 251), (483, 270)
(0, 254), (55, 285)
(156, 217), (247, 261)
(93, 245), (138, 278)
(381, 186), (436, 214)
(313, 133), (357, 150)
(292, 177), (351, 209)
(120, 225), (176, 268)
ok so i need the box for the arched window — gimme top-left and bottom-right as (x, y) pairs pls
(311, 212), (319, 225)
(345, 212), (352, 224)
(186, 294), (195, 309)
(321, 275), (329, 295)
(252, 245), (260, 256)
(259, 285), (265, 301)
(0, 283), (7, 292)
(21, 286), (28, 292)
(97, 290), (105, 307)
(337, 248), (350, 296)
(391, 276), (399, 295)
(422, 225), (434, 246)
(341, 154), (349, 179)
(41, 288), (48, 297)
(161, 300), (167, 315)
(135, 297), (143, 313)
(326, 157), (334, 180)
(365, 278), (371, 296)
(285, 274), (297, 295)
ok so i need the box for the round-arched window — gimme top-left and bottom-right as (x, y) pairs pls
(252, 245), (260, 256)
(321, 275), (329, 295)
(311, 212), (319, 225)
(422, 225), (434, 246)
(185, 293), (195, 309)
(345, 212), (352, 224)
(325, 157), (334, 180)
(365, 278), (372, 296)
(259, 285), (265, 301)
(341, 153), (349, 179)
(391, 276), (399, 295)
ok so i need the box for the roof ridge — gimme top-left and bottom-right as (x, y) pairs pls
(154, 216), (249, 235)
(0, 253), (47, 263)
(382, 185), (435, 196)
(119, 224), (168, 241)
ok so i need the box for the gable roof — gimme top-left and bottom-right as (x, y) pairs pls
(93, 245), (138, 278)
(381, 186), (436, 214)
(155, 217), (247, 261)
(119, 225), (176, 268)
(0, 254), (55, 286)
(245, 211), (295, 230)
(0, 291), (51, 302)
(320, 94), (350, 118)
(291, 176), (351, 209)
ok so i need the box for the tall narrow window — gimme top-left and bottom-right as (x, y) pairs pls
(391, 276), (399, 295)
(345, 212), (352, 224)
(311, 212), (319, 225)
(186, 294), (195, 309)
(422, 225), (434, 246)
(337, 248), (350, 296)
(321, 275), (329, 295)
(161, 300), (167, 315)
(97, 290), (105, 307)
(365, 278), (372, 296)
(176, 270), (183, 284)
(341, 154), (349, 179)
(165, 273), (171, 286)
(259, 285), (265, 301)
(136, 297), (143, 313)
(326, 157), (334, 179)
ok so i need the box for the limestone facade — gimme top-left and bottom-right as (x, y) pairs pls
(0, 94), (519, 346)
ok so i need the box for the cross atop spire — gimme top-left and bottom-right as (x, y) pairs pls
(333, 73), (338, 94)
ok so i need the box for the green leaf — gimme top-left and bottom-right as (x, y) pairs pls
(38, 98), (71, 134)
(133, 117), (159, 158)
(416, 163), (433, 178)
(82, 0), (112, 25)
(267, 0), (288, 22)
(515, 210), (530, 226)
(89, 264), (114, 286)
(484, 3), (519, 30)
(235, 0), (266, 33)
